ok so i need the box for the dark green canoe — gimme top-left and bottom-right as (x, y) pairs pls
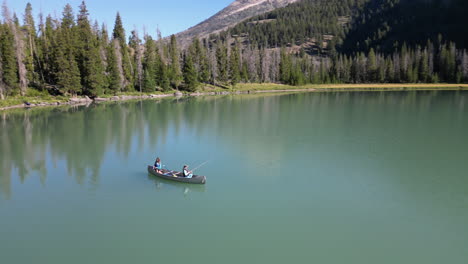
(147, 165), (206, 184)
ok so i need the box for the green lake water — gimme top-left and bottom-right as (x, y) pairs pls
(1, 91), (468, 263)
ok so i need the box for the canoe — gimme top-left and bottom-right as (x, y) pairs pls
(147, 165), (206, 184)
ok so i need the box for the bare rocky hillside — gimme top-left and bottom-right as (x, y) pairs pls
(175, 0), (299, 47)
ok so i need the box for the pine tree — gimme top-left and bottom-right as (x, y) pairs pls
(112, 12), (133, 91)
(279, 48), (292, 84)
(183, 52), (198, 91)
(229, 42), (241, 86)
(215, 40), (229, 84)
(77, 1), (105, 96)
(142, 35), (156, 92)
(84, 46), (106, 96)
(290, 61), (306, 86)
(190, 38), (210, 84)
(36, 15), (53, 86)
(112, 12), (125, 43)
(199, 50), (211, 84)
(447, 42), (457, 82)
(54, 4), (81, 95)
(419, 49), (429, 83)
(0, 24), (19, 94)
(56, 49), (81, 95)
(367, 48), (377, 82)
(159, 61), (170, 91)
(386, 58), (395, 83)
(168, 35), (182, 89)
(106, 41), (121, 93)
(142, 70), (156, 92)
(23, 3), (38, 85)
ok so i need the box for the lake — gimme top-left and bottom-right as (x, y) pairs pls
(1, 91), (468, 263)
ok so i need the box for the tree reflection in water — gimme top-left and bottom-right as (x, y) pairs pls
(1, 91), (467, 199)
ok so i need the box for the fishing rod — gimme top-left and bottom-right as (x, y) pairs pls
(191, 160), (210, 172)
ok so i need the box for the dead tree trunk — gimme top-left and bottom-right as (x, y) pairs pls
(113, 39), (125, 91)
(2, 2), (28, 96)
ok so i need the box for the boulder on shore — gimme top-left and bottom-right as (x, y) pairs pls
(94, 97), (110, 102)
(69, 96), (92, 104)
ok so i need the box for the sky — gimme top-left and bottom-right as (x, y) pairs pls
(7, 0), (233, 37)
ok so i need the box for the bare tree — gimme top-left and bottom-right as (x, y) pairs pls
(270, 49), (280, 82)
(260, 49), (267, 83)
(209, 44), (217, 84)
(99, 23), (108, 70)
(155, 26), (166, 64)
(2, 2), (28, 96)
(132, 29), (143, 92)
(393, 53), (401, 81)
(113, 39), (126, 91)
(244, 46), (259, 82)
(462, 50), (468, 81)
(0, 60), (5, 99)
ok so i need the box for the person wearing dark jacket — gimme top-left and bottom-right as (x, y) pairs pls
(153, 157), (162, 173)
(182, 165), (193, 178)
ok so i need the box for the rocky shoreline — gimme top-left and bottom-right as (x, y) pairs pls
(0, 88), (317, 111)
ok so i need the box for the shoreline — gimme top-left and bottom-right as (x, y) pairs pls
(1, 83), (468, 112)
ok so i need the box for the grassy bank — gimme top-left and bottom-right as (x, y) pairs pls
(233, 83), (468, 91)
(0, 89), (69, 109)
(0, 90), (174, 109)
(2, 83), (468, 111)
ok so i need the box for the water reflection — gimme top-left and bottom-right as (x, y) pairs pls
(1, 91), (467, 199)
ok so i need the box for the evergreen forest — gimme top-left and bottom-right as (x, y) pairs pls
(1, 0), (468, 100)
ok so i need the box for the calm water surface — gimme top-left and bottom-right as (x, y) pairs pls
(1, 91), (468, 263)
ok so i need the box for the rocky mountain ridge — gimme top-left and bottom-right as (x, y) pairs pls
(175, 0), (299, 47)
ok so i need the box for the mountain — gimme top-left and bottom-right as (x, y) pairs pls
(340, 0), (468, 53)
(223, 0), (468, 53)
(175, 0), (299, 47)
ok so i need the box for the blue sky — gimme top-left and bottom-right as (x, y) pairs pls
(8, 0), (233, 37)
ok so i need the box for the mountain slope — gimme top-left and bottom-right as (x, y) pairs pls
(341, 0), (468, 53)
(228, 0), (367, 50)
(175, 0), (299, 47)
(222, 0), (468, 53)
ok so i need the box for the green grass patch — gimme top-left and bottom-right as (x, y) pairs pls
(0, 88), (69, 109)
(231, 83), (468, 91)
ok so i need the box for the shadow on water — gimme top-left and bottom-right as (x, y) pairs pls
(1, 91), (467, 200)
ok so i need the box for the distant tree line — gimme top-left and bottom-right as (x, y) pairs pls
(1, 0), (467, 100)
(278, 40), (468, 85)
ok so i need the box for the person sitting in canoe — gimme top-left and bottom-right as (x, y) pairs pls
(182, 165), (193, 178)
(153, 157), (162, 173)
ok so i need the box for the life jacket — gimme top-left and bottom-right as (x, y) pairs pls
(154, 161), (161, 169)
